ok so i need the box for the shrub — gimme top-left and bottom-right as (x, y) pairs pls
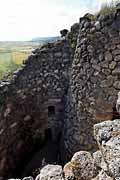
(97, 0), (120, 16)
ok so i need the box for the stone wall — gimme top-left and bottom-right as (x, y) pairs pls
(64, 13), (120, 157)
(0, 10), (120, 179)
(0, 39), (73, 177)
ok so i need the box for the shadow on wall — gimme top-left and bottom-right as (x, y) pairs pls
(44, 128), (52, 141)
(20, 127), (62, 178)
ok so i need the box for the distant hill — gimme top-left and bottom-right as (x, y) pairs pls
(31, 36), (60, 43)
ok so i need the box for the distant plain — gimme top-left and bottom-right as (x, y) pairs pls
(0, 41), (41, 80)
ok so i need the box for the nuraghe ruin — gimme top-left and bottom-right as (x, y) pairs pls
(0, 7), (120, 179)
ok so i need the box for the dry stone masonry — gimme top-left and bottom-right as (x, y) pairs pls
(64, 12), (120, 156)
(0, 6), (120, 180)
(0, 40), (73, 177)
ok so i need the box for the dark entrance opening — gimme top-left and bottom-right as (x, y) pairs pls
(15, 129), (63, 178)
(45, 128), (52, 141)
(48, 106), (55, 116)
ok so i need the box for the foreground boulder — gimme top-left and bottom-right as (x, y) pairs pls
(94, 119), (120, 179)
(64, 151), (98, 180)
(35, 165), (64, 180)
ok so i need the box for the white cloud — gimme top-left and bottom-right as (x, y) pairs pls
(0, 0), (115, 41)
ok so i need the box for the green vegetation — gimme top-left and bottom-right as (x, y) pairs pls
(97, 0), (120, 16)
(71, 42), (76, 49)
(0, 41), (41, 80)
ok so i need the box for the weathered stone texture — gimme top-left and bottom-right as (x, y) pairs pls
(36, 165), (64, 180)
(64, 13), (120, 156)
(0, 40), (73, 177)
(64, 151), (97, 180)
(94, 119), (120, 179)
(0, 11), (120, 179)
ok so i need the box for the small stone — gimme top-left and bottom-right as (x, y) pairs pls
(90, 27), (96, 33)
(87, 45), (94, 53)
(112, 37), (120, 44)
(24, 115), (31, 121)
(84, 21), (90, 29)
(95, 21), (101, 30)
(37, 80), (42, 85)
(109, 61), (116, 70)
(56, 88), (62, 92)
(100, 80), (108, 88)
(23, 177), (34, 180)
(63, 59), (69, 63)
(115, 55), (120, 61)
(112, 49), (120, 55)
(107, 75), (114, 87)
(98, 53), (104, 61)
(105, 51), (113, 61)
(4, 105), (11, 117)
(110, 44), (116, 50)
(80, 38), (87, 45)
(0, 129), (4, 135)
(112, 68), (120, 75)
(102, 69), (111, 76)
(99, 62), (109, 68)
(113, 81), (120, 89)
(92, 65), (101, 71)
(54, 52), (62, 57)
(10, 122), (17, 129)
(54, 70), (58, 73)
(117, 44), (120, 49)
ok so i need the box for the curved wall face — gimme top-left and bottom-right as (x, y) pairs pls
(64, 14), (120, 156)
(0, 40), (72, 177)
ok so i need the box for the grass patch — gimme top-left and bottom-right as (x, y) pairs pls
(11, 51), (31, 65)
(0, 58), (20, 80)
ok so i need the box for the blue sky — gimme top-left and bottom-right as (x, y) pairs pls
(0, 0), (112, 41)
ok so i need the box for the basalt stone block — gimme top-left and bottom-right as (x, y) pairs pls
(112, 49), (120, 55)
(113, 81), (120, 90)
(36, 165), (64, 180)
(105, 51), (113, 62)
(64, 151), (98, 180)
(112, 68), (120, 75)
(114, 55), (120, 61)
(94, 119), (120, 179)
